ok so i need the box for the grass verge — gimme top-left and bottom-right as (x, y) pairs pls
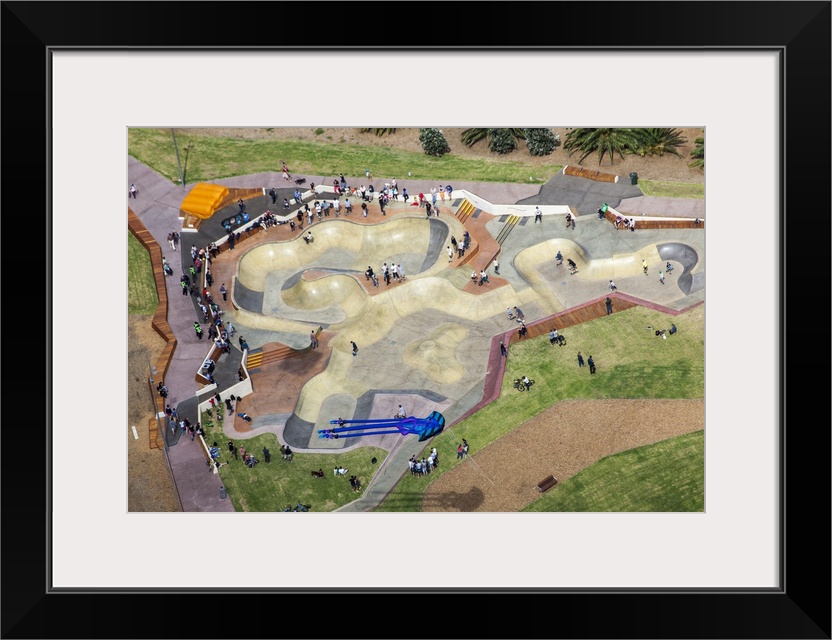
(639, 179), (704, 199)
(198, 412), (387, 512)
(128, 128), (562, 185)
(128, 232), (158, 314)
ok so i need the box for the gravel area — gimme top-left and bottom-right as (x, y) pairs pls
(423, 399), (705, 512)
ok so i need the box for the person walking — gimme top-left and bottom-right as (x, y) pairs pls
(263, 447), (271, 463)
(457, 443), (464, 459)
(350, 341), (358, 357)
(220, 283), (228, 301)
(194, 322), (203, 340)
(310, 330), (319, 349)
(609, 280), (617, 292)
(577, 352), (585, 368)
(658, 270), (665, 284)
(130, 183), (138, 199)
(167, 233), (176, 251)
(492, 257), (500, 275)
(605, 297), (613, 315)
(534, 206), (542, 223)
(447, 246), (453, 262)
(642, 260), (649, 275)
(500, 341), (508, 358)
(588, 355), (596, 374)
(269, 188), (276, 204)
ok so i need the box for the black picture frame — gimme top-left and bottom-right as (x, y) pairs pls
(3, 2), (829, 638)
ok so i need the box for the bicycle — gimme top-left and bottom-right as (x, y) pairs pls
(513, 378), (535, 392)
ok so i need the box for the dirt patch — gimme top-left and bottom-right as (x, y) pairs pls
(182, 127), (705, 184)
(423, 398), (704, 512)
(127, 315), (181, 512)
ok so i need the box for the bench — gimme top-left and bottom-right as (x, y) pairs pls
(537, 475), (558, 492)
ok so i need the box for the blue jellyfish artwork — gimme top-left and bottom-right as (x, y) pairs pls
(318, 411), (446, 442)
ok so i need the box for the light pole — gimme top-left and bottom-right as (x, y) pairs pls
(171, 128), (186, 189)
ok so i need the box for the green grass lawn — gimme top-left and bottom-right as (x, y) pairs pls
(128, 232), (158, 314)
(524, 430), (704, 512)
(375, 304), (704, 512)
(639, 179), (704, 199)
(199, 411), (386, 512)
(128, 128), (562, 185)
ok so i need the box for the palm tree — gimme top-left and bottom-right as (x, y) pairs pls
(637, 128), (687, 157)
(563, 128), (643, 165)
(689, 136), (705, 169)
(460, 128), (526, 150)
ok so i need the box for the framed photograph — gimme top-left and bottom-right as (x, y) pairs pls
(6, 1), (828, 638)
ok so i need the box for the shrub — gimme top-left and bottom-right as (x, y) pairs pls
(524, 128), (558, 156)
(489, 128), (517, 155)
(419, 128), (450, 157)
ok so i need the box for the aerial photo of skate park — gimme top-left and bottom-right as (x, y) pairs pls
(127, 127), (705, 513)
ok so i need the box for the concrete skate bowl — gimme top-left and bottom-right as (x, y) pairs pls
(514, 239), (701, 293)
(657, 242), (702, 295)
(233, 216), (449, 318)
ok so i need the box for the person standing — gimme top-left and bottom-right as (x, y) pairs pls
(402, 188), (409, 204)
(194, 322), (203, 340)
(659, 270), (665, 285)
(310, 330), (319, 349)
(605, 297), (613, 315)
(462, 439), (469, 457)
(220, 283), (227, 301)
(609, 280), (617, 292)
(534, 206), (542, 223)
(588, 355), (596, 374)
(263, 447), (271, 463)
(269, 188), (276, 204)
(447, 246), (453, 262)
(577, 352), (585, 368)
(168, 233), (176, 251)
(457, 443), (464, 459)
(500, 341), (508, 357)
(350, 341), (358, 357)
(492, 257), (500, 275)
(130, 183), (138, 199)
(642, 260), (649, 275)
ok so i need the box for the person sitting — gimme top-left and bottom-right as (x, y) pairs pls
(567, 258), (578, 274)
(334, 466), (349, 476)
(549, 328), (559, 345)
(669, 323), (677, 335)
(471, 270), (478, 283)
(666, 261), (674, 273)
(518, 323), (528, 339)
